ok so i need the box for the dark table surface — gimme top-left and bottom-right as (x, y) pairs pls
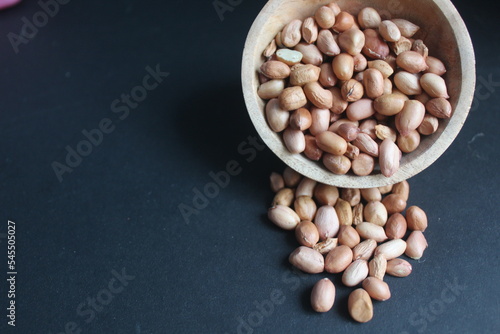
(0, 0), (499, 333)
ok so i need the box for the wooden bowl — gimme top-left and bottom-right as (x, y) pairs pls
(242, 0), (475, 188)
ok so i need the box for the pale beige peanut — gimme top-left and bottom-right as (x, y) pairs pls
(389, 36), (412, 56)
(375, 239), (407, 260)
(332, 11), (355, 32)
(351, 153), (375, 176)
(294, 42), (323, 66)
(359, 119), (377, 140)
(268, 205), (300, 230)
(418, 114), (439, 135)
(392, 180), (410, 201)
(314, 183), (339, 206)
(295, 220), (319, 247)
(386, 258), (412, 277)
(317, 29), (341, 56)
(406, 206), (428, 231)
(385, 213), (407, 239)
(345, 142), (360, 160)
(325, 245), (353, 273)
(379, 138), (401, 177)
(405, 231), (428, 259)
(323, 154), (351, 175)
(269, 172), (284, 192)
(283, 167), (301, 188)
(258, 79), (285, 100)
(348, 288), (373, 323)
(335, 198), (353, 226)
(346, 98), (375, 121)
(304, 82), (333, 109)
(352, 133), (378, 157)
(375, 124), (397, 142)
(316, 131), (348, 156)
(309, 107), (330, 135)
(352, 203), (363, 226)
(360, 188), (381, 202)
(314, 205), (340, 240)
(358, 7), (381, 29)
(294, 196), (317, 221)
(279, 86), (307, 111)
(265, 98), (289, 133)
(260, 60), (291, 79)
(425, 56), (447, 75)
(379, 184), (393, 195)
(362, 277), (391, 301)
(394, 71), (422, 95)
(391, 19), (420, 38)
(367, 60), (394, 78)
(263, 39), (277, 58)
(276, 48), (303, 66)
(336, 123), (359, 142)
(326, 2), (341, 16)
(383, 78), (393, 95)
(295, 177), (317, 198)
(426, 98), (452, 118)
(396, 51), (428, 73)
(382, 194), (407, 214)
(363, 68), (384, 99)
(313, 237), (338, 254)
(341, 79), (364, 102)
(379, 20), (401, 42)
(397, 130), (421, 153)
(319, 63), (337, 87)
(332, 53), (354, 81)
(338, 28), (365, 55)
(343, 259), (369, 287)
(301, 17), (318, 44)
(272, 188), (294, 207)
(352, 239), (377, 261)
(281, 19), (302, 48)
(304, 134), (323, 161)
(356, 223), (388, 242)
(315, 5), (336, 29)
(283, 128), (306, 154)
(289, 64), (321, 86)
(353, 53), (368, 72)
(362, 28), (389, 60)
(373, 93), (407, 116)
(337, 225), (360, 248)
(290, 108), (312, 131)
(396, 100), (426, 136)
(311, 278), (336, 313)
(289, 246), (324, 274)
(412, 39), (429, 58)
(369, 254), (387, 280)
(420, 73), (449, 98)
(341, 188), (361, 206)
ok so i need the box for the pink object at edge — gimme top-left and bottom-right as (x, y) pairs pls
(0, 0), (21, 10)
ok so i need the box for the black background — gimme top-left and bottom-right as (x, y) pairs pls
(0, 0), (499, 333)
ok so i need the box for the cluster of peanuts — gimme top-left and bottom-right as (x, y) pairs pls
(258, 2), (451, 177)
(267, 167), (428, 322)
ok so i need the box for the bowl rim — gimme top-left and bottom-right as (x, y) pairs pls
(242, 0), (476, 188)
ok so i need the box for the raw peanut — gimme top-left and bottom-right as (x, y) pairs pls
(352, 133), (378, 157)
(341, 188), (361, 206)
(294, 196), (317, 221)
(369, 254), (387, 280)
(319, 63), (337, 87)
(332, 11), (355, 32)
(338, 28), (365, 55)
(317, 29), (341, 56)
(314, 205), (340, 240)
(316, 131), (348, 156)
(260, 60), (291, 79)
(367, 60), (394, 78)
(359, 119), (377, 139)
(375, 239), (407, 260)
(358, 7), (381, 29)
(394, 71), (422, 95)
(406, 206), (428, 231)
(362, 277), (391, 301)
(383, 78), (392, 95)
(315, 6), (336, 29)
(302, 17), (318, 44)
(275, 31), (284, 48)
(304, 134), (323, 161)
(353, 53), (368, 72)
(265, 98), (289, 132)
(345, 142), (360, 159)
(283, 128), (306, 154)
(311, 278), (336, 313)
(386, 258), (412, 277)
(336, 123), (359, 141)
(323, 154), (351, 175)
(379, 138), (401, 177)
(314, 183), (339, 206)
(329, 87), (349, 114)
(343, 260), (369, 287)
(375, 124), (397, 142)
(289, 246), (324, 274)
(276, 48), (303, 66)
(392, 180), (410, 201)
(290, 108), (312, 131)
(296, 177), (317, 198)
(397, 130), (421, 153)
(364, 201), (388, 226)
(396, 100), (426, 136)
(329, 119), (359, 133)
(391, 19), (420, 38)
(332, 53), (354, 81)
(418, 114), (439, 135)
(361, 188), (381, 202)
(363, 29), (389, 60)
(348, 288), (373, 323)
(412, 39), (429, 58)
(382, 194), (407, 214)
(338, 225), (360, 248)
(258, 73), (269, 85)
(313, 237), (338, 254)
(385, 213), (407, 239)
(373, 93), (407, 116)
(379, 20), (401, 42)
(384, 54), (397, 70)
(304, 82), (333, 109)
(283, 167), (301, 188)
(415, 92), (432, 105)
(353, 239), (377, 260)
(351, 153), (375, 176)
(396, 51), (428, 73)
(390, 36), (412, 55)
(335, 198), (353, 226)
(279, 86), (307, 111)
(363, 68), (385, 99)
(341, 79), (364, 102)
(425, 56), (447, 76)
(309, 107), (331, 135)
(356, 223), (388, 242)
(263, 39), (277, 58)
(258, 79), (285, 100)
(420, 73), (449, 98)
(405, 231), (428, 259)
(294, 42), (323, 66)
(346, 99), (375, 121)
(268, 205), (300, 230)
(379, 184), (393, 195)
(326, 2), (341, 16)
(269, 172), (285, 192)
(352, 203), (364, 226)
(325, 245), (353, 273)
(295, 220), (320, 247)
(426, 98), (452, 118)
(290, 64), (321, 86)
(281, 19), (302, 48)
(272, 188), (294, 207)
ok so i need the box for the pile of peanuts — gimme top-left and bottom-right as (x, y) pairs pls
(267, 167), (428, 322)
(258, 2), (451, 177)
